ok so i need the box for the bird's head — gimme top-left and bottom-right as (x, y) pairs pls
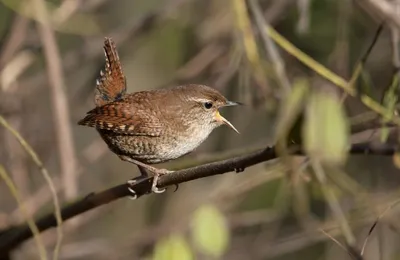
(176, 84), (242, 134)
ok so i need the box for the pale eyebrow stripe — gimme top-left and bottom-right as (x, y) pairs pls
(186, 97), (212, 103)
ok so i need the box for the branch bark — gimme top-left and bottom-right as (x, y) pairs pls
(0, 143), (396, 255)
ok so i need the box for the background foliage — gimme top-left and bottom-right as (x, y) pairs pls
(1, 0), (400, 259)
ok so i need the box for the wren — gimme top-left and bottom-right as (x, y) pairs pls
(78, 38), (241, 194)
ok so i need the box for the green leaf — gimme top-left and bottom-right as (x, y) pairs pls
(153, 234), (194, 260)
(381, 74), (400, 142)
(191, 204), (229, 258)
(303, 91), (349, 165)
(275, 77), (309, 145)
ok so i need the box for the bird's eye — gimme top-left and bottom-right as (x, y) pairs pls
(204, 102), (213, 109)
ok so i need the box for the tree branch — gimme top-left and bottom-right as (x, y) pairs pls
(0, 143), (396, 254)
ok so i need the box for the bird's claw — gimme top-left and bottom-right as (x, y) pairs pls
(152, 186), (166, 193)
(127, 168), (175, 197)
(127, 179), (138, 200)
(151, 173), (166, 194)
(150, 168), (174, 193)
(152, 184), (178, 193)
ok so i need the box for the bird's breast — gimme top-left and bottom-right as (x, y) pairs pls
(164, 123), (214, 160)
(97, 122), (215, 164)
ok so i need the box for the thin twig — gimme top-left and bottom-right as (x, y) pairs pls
(349, 22), (384, 86)
(9, 143), (260, 223)
(360, 198), (400, 255)
(0, 142), (397, 254)
(0, 166), (47, 260)
(360, 0), (400, 29)
(0, 115), (63, 260)
(320, 229), (361, 260)
(263, 24), (400, 125)
(249, 0), (291, 95)
(341, 22), (384, 104)
(232, 0), (270, 96)
(311, 161), (357, 248)
(4, 113), (29, 199)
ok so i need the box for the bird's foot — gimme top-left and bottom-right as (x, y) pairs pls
(127, 179), (139, 200)
(120, 156), (176, 195)
(126, 175), (149, 200)
(151, 168), (174, 194)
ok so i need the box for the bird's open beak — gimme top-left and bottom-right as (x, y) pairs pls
(215, 110), (240, 134)
(224, 100), (243, 107)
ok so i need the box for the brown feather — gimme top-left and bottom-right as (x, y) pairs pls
(78, 101), (164, 136)
(95, 37), (127, 107)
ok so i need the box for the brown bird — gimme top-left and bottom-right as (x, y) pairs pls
(78, 37), (241, 194)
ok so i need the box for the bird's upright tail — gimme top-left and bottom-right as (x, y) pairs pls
(94, 37), (127, 107)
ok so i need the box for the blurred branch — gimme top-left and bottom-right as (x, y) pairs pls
(296, 0), (311, 34)
(361, 198), (400, 256)
(255, 196), (397, 259)
(0, 15), (29, 69)
(9, 139), (106, 224)
(175, 42), (225, 80)
(8, 142), (258, 224)
(359, 0), (400, 29)
(390, 1), (400, 72)
(0, 50), (34, 92)
(348, 22), (383, 89)
(264, 0), (294, 25)
(232, 0), (271, 97)
(33, 0), (78, 201)
(20, 0), (191, 100)
(249, 0), (291, 95)
(311, 161), (358, 256)
(0, 166), (46, 260)
(0, 115), (62, 260)
(3, 111), (29, 200)
(261, 22), (400, 125)
(0, 142), (397, 255)
(320, 229), (359, 260)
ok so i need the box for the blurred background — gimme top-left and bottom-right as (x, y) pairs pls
(1, 0), (400, 259)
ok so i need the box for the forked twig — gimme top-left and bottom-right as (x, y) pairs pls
(320, 229), (363, 260)
(360, 198), (400, 255)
